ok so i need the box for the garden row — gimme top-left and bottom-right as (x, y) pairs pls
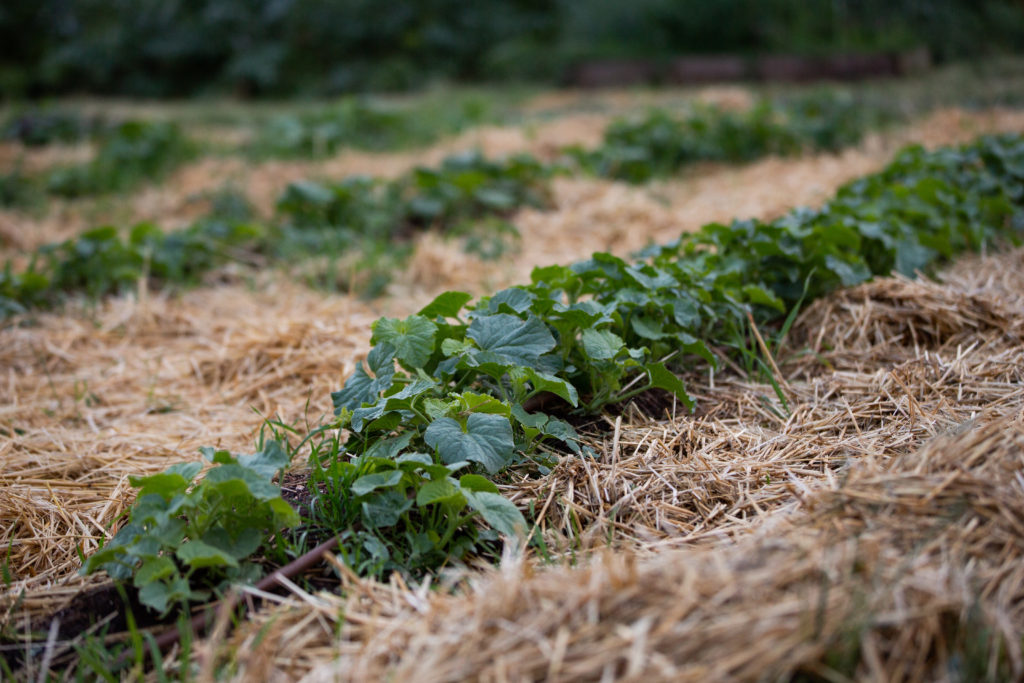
(83, 132), (1024, 616)
(1, 92), (902, 315)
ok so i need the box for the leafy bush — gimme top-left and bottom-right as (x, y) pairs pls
(46, 121), (197, 197)
(0, 150), (549, 315)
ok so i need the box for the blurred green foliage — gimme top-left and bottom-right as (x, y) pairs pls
(249, 93), (501, 158)
(46, 121), (197, 197)
(1, 0), (1021, 97)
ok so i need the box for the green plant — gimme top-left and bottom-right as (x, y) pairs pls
(79, 132), (1024, 622)
(326, 132), (1024, 570)
(278, 150), (552, 237)
(2, 107), (106, 147)
(303, 426), (526, 579)
(0, 214), (263, 316)
(273, 150), (553, 293)
(46, 121), (197, 198)
(0, 164), (43, 209)
(81, 442), (298, 614)
(250, 93), (504, 159)
(571, 93), (904, 183)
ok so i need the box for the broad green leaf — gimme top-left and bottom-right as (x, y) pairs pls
(176, 540), (239, 569)
(165, 461), (203, 483)
(423, 397), (457, 419)
(514, 367), (579, 407)
(510, 404), (549, 430)
(894, 239), (935, 276)
(203, 464), (281, 501)
(675, 332), (716, 365)
(278, 180), (333, 208)
(486, 288), (534, 314)
(670, 297), (701, 327)
(350, 377), (436, 431)
(540, 417), (582, 454)
(365, 432), (415, 460)
(455, 392), (512, 416)
(201, 527), (262, 560)
(332, 345), (396, 413)
(371, 315), (437, 368)
(824, 254), (871, 286)
(631, 314), (669, 340)
(133, 556), (177, 588)
(237, 441), (290, 479)
(395, 452), (438, 470)
(361, 489), (412, 528)
(352, 469), (404, 497)
(138, 578), (177, 613)
(742, 284), (785, 312)
(267, 498), (300, 526)
(129, 472), (189, 500)
(474, 187), (516, 210)
(441, 338), (473, 357)
(463, 490), (527, 538)
(581, 328), (624, 360)
(530, 264), (575, 287)
(200, 447), (234, 464)
(645, 362), (695, 411)
(419, 291), (472, 319)
(415, 478), (463, 506)
(466, 314), (555, 368)
(458, 474), (499, 494)
(423, 413), (515, 474)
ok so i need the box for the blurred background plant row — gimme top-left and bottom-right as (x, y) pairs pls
(2, 0), (1023, 97)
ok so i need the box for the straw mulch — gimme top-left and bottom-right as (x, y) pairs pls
(0, 282), (380, 627)
(393, 107), (1024, 297)
(5, 106), (1024, 262)
(2, 102), (1023, 680)
(199, 245), (1024, 682)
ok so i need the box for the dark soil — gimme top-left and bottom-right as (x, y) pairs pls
(2, 581), (169, 673)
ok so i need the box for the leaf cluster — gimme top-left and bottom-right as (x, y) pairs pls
(303, 431), (525, 580)
(46, 121), (198, 198)
(273, 150), (551, 294)
(0, 214), (262, 317)
(278, 150), (551, 237)
(572, 93), (903, 183)
(79, 132), (1024, 614)
(81, 443), (298, 614)
(324, 132), (1024, 571)
(250, 94), (501, 159)
(2, 107), (107, 147)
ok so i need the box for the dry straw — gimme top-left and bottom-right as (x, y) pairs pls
(206, 245), (1024, 682)
(2, 105), (1024, 680)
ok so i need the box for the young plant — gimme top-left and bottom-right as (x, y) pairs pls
(81, 443), (298, 614)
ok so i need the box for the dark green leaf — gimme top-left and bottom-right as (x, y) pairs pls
(645, 362), (695, 411)
(419, 291), (472, 319)
(463, 490), (526, 538)
(423, 413), (515, 474)
(352, 470), (404, 496)
(371, 315), (437, 368)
